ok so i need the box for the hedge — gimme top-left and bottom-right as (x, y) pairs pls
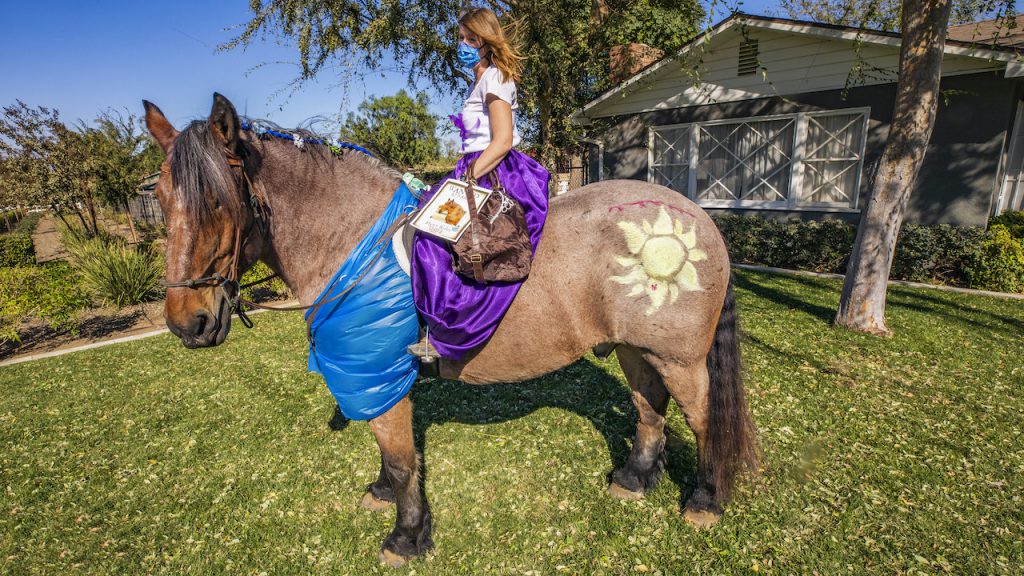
(712, 213), (1024, 293)
(989, 210), (1024, 240)
(964, 224), (1024, 293)
(0, 263), (91, 343)
(0, 234), (35, 267)
(240, 261), (291, 302)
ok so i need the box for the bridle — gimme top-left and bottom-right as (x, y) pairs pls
(159, 145), (415, 337)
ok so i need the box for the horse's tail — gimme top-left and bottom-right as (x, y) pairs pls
(704, 276), (760, 501)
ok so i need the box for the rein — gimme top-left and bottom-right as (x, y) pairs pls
(160, 144), (413, 337)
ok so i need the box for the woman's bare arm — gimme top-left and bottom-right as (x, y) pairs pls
(469, 94), (514, 181)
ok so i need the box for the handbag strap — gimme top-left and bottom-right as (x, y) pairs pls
(463, 159), (486, 283)
(467, 156), (505, 192)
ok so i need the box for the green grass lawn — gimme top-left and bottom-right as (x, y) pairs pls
(1, 270), (1021, 575)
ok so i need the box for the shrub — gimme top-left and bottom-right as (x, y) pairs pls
(712, 215), (854, 273)
(711, 214), (1018, 291)
(14, 211), (43, 235)
(964, 224), (1024, 293)
(0, 263), (91, 343)
(240, 261), (291, 301)
(989, 210), (1024, 240)
(891, 224), (985, 285)
(64, 233), (164, 308)
(786, 219), (856, 273)
(0, 234), (35, 267)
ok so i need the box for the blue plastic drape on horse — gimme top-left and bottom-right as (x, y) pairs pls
(307, 183), (419, 420)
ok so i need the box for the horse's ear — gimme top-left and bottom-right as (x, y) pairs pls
(209, 92), (241, 154)
(143, 100), (177, 154)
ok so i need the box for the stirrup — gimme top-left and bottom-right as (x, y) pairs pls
(407, 336), (438, 363)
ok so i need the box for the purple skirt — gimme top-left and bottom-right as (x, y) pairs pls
(410, 149), (550, 360)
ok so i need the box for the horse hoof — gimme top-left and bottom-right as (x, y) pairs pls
(361, 491), (394, 512)
(607, 482), (644, 501)
(378, 548), (411, 568)
(683, 507), (721, 529)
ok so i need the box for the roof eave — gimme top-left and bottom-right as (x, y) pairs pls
(578, 13), (1024, 120)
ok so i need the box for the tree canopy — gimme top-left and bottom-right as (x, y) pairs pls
(83, 112), (163, 212)
(0, 102), (163, 236)
(223, 0), (703, 163)
(778, 0), (1017, 31)
(340, 90), (439, 168)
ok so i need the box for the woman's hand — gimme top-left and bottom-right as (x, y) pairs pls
(469, 95), (514, 182)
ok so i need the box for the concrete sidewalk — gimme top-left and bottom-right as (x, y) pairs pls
(31, 213), (69, 263)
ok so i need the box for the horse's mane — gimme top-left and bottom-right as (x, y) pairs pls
(169, 117), (401, 227)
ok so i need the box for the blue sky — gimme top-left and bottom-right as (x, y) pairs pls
(1, 0), (778, 132)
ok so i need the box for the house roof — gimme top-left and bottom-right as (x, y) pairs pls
(947, 14), (1024, 49)
(578, 12), (1024, 122)
(138, 172), (159, 192)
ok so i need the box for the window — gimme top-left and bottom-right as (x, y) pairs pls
(800, 112), (866, 206)
(697, 117), (794, 204)
(649, 109), (868, 210)
(649, 127), (690, 193)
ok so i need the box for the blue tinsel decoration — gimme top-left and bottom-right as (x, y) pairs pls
(240, 120), (376, 158)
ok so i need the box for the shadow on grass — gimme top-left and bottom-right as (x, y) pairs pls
(0, 310), (144, 360)
(733, 272), (836, 324)
(886, 287), (1024, 336)
(739, 269), (1024, 336)
(329, 358), (700, 506)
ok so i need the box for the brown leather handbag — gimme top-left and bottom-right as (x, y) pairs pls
(451, 160), (533, 283)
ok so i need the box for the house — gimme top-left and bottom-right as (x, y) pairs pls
(129, 172), (165, 226)
(573, 13), (1024, 226)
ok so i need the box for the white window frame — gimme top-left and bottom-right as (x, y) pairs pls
(647, 126), (693, 195)
(648, 107), (870, 212)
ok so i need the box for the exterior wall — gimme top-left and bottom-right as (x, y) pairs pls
(595, 72), (1019, 226)
(587, 27), (1003, 118)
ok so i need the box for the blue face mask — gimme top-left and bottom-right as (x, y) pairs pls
(457, 41), (481, 70)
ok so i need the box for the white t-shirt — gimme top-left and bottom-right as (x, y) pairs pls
(458, 65), (521, 153)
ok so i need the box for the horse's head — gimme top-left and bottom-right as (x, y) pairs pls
(144, 94), (265, 348)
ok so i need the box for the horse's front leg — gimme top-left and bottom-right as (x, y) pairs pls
(361, 455), (396, 512)
(368, 396), (433, 567)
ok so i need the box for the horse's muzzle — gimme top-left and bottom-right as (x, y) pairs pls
(167, 296), (232, 348)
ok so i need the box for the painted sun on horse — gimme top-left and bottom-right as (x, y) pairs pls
(144, 93), (760, 567)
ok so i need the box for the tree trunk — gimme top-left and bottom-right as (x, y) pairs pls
(51, 204), (77, 237)
(834, 0), (953, 335)
(84, 194), (99, 237)
(74, 209), (90, 235)
(123, 199), (139, 243)
(56, 212), (74, 232)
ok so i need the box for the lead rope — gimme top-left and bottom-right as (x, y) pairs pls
(228, 212), (415, 343)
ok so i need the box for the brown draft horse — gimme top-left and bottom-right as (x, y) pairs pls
(144, 94), (759, 567)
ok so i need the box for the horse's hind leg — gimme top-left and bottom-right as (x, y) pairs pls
(608, 345), (670, 500)
(653, 357), (723, 527)
(368, 396), (433, 566)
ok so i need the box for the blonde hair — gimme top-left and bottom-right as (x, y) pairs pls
(459, 7), (523, 84)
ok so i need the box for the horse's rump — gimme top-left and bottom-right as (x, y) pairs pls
(444, 179), (731, 383)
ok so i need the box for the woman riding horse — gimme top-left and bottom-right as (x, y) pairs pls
(409, 7), (550, 361)
(143, 90), (759, 567)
